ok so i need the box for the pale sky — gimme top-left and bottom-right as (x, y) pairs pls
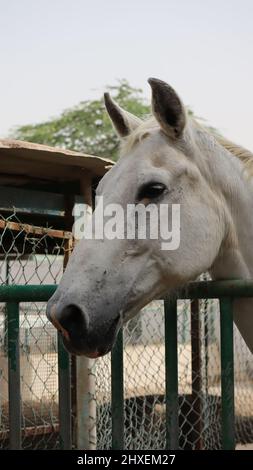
(1, 0), (253, 149)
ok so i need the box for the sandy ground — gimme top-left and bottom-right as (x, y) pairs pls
(236, 443), (253, 450)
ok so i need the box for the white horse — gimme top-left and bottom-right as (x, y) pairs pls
(47, 78), (253, 358)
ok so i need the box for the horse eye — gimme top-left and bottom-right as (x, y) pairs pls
(138, 183), (166, 201)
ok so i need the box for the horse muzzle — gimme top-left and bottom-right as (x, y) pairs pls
(46, 298), (121, 357)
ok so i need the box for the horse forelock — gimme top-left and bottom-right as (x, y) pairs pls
(120, 117), (159, 155)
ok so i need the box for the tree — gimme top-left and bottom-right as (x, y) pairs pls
(11, 80), (150, 161)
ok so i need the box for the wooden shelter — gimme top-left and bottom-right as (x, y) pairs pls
(0, 139), (114, 449)
(0, 138), (114, 243)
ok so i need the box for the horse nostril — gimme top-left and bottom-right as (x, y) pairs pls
(56, 304), (88, 340)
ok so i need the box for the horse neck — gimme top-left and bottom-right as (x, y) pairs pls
(196, 131), (253, 353)
(191, 126), (253, 280)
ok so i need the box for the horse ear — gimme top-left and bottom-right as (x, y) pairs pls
(104, 93), (142, 138)
(148, 78), (186, 139)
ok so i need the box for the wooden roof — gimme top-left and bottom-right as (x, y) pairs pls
(0, 139), (114, 188)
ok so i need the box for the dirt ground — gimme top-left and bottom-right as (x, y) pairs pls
(236, 443), (253, 450)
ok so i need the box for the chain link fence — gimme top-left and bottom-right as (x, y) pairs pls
(93, 278), (253, 449)
(0, 212), (68, 449)
(1, 212), (253, 449)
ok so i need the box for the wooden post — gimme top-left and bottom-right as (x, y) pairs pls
(164, 298), (179, 449)
(76, 172), (96, 450)
(219, 298), (235, 449)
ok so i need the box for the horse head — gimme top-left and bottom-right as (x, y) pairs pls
(47, 78), (253, 356)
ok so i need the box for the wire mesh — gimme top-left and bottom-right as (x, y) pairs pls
(94, 283), (253, 450)
(0, 212), (67, 449)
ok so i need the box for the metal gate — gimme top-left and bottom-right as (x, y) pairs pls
(2, 279), (252, 450)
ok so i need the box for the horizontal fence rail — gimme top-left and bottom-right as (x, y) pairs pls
(178, 279), (253, 298)
(1, 279), (253, 450)
(3, 279), (253, 304)
(0, 285), (57, 302)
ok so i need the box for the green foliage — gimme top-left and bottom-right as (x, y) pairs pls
(12, 80), (150, 161)
(12, 79), (212, 161)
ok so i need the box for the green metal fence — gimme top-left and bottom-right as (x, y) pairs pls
(1, 280), (251, 450)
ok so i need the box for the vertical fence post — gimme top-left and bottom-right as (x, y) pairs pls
(75, 175), (96, 450)
(76, 357), (96, 449)
(191, 299), (203, 449)
(219, 297), (235, 450)
(4, 257), (10, 355)
(7, 302), (21, 450)
(164, 298), (179, 449)
(111, 329), (124, 449)
(58, 332), (72, 449)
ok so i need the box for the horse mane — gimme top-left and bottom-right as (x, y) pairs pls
(121, 114), (253, 176)
(192, 117), (253, 175)
(215, 135), (253, 176)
